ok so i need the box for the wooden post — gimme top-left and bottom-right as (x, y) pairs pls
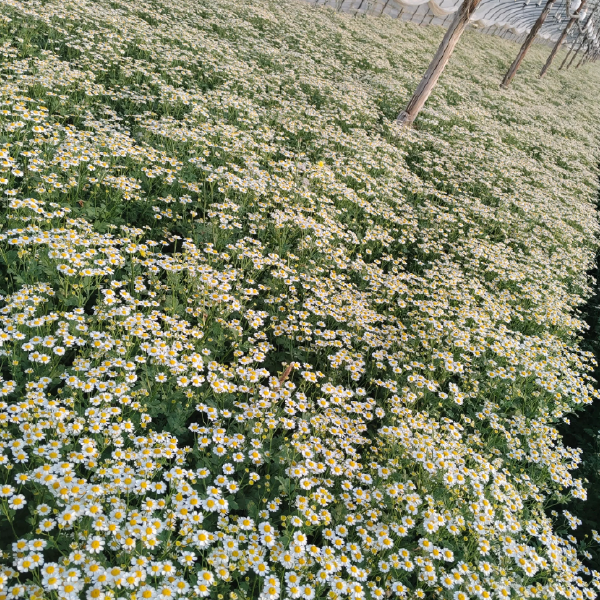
(540, 0), (586, 76)
(567, 35), (587, 67)
(396, 0), (482, 126)
(500, 0), (557, 87)
(560, 39), (579, 68)
(576, 41), (591, 66)
(560, 4), (598, 68)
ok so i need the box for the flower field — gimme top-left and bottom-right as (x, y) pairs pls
(1, 0), (600, 597)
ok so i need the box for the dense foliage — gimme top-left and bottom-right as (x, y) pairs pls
(561, 199), (600, 576)
(0, 0), (600, 598)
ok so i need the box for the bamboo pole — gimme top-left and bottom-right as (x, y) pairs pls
(396, 0), (482, 126)
(540, 0), (586, 77)
(500, 0), (557, 88)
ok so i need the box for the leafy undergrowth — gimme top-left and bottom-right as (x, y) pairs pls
(0, 0), (600, 598)
(559, 184), (600, 576)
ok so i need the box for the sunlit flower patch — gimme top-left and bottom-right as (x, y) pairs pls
(0, 0), (599, 598)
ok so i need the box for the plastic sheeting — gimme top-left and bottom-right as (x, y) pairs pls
(302, 0), (600, 48)
(427, 0), (459, 17)
(391, 0), (459, 17)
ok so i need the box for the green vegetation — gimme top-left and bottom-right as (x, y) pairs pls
(0, 0), (599, 598)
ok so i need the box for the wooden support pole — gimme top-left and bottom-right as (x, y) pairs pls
(558, 42), (575, 71)
(396, 0), (482, 126)
(560, 4), (598, 68)
(576, 41), (590, 66)
(500, 0), (557, 88)
(567, 35), (587, 68)
(559, 38), (585, 71)
(540, 0), (586, 77)
(566, 43), (581, 67)
(380, 0), (391, 16)
(584, 47), (594, 64)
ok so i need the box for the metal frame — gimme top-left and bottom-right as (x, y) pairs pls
(304, 0), (600, 58)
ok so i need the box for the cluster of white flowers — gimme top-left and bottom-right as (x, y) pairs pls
(0, 0), (599, 599)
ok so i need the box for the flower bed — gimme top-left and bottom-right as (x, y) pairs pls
(0, 0), (600, 598)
